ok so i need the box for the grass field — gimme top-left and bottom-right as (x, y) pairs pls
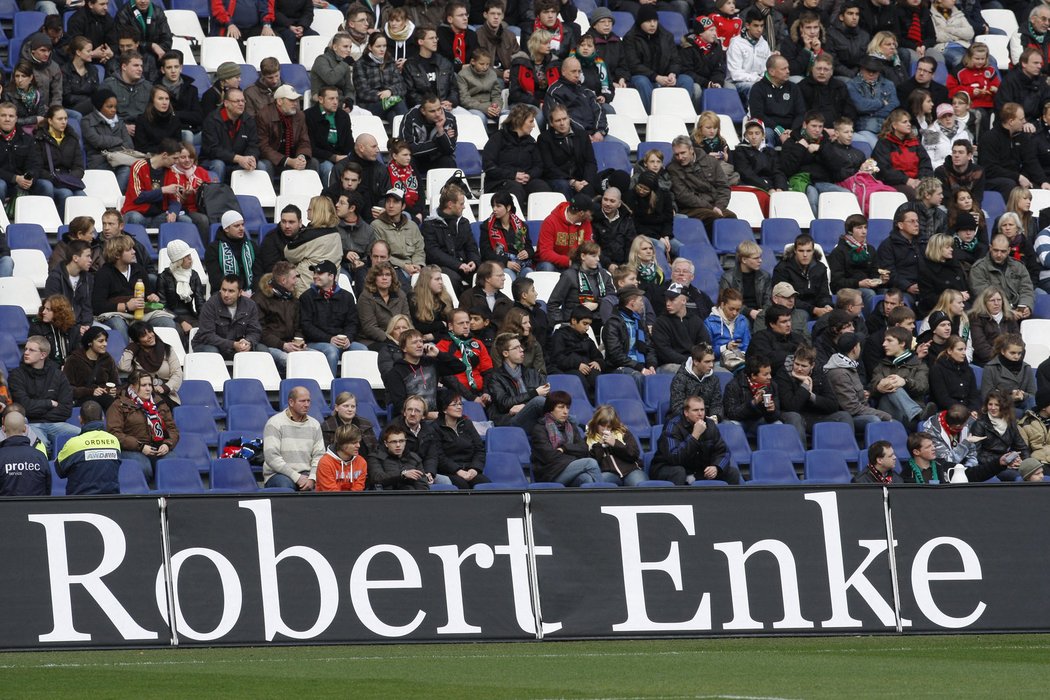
(2, 635), (1049, 698)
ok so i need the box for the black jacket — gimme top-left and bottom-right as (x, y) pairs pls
(625, 186), (674, 238)
(0, 434), (50, 496)
(528, 416), (589, 482)
(590, 204), (637, 268)
(827, 237), (878, 292)
(114, 0), (172, 56)
(929, 355), (980, 410)
(977, 124), (1047, 188)
(623, 25), (680, 79)
(969, 414), (1029, 478)
(67, 8), (118, 57)
(748, 76), (806, 132)
(402, 53), (459, 106)
(876, 230), (922, 292)
(44, 265), (93, 327)
(132, 110), (183, 154)
(421, 212), (481, 271)
(747, 327), (805, 376)
(733, 143), (788, 191)
(159, 267), (207, 319)
(996, 66), (1050, 122)
(917, 257), (969, 316)
(203, 231), (262, 293)
(602, 310), (657, 371)
(818, 139), (867, 183)
(537, 123), (597, 184)
(61, 61), (100, 114)
(724, 371), (782, 424)
(548, 325), (604, 373)
(678, 34), (726, 86)
(0, 128), (42, 187)
(92, 261), (154, 314)
(163, 75), (204, 130)
(771, 254), (832, 314)
(482, 124), (544, 192)
(304, 104), (354, 164)
(298, 286), (359, 343)
(651, 414), (728, 477)
(825, 21), (870, 78)
(487, 363), (546, 425)
(434, 416), (485, 474)
(382, 353), (463, 415)
(200, 108), (262, 165)
(9, 360), (74, 422)
(330, 154), (391, 217)
(651, 313), (712, 366)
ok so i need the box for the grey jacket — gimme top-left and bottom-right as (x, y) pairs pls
(979, 355), (1035, 402)
(968, 256), (1035, 311)
(824, 353), (892, 419)
(102, 75), (152, 122)
(192, 294), (263, 357)
(309, 47), (355, 102)
(80, 110), (135, 169)
(918, 413), (978, 467)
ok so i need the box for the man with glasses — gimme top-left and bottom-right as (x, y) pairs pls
(8, 336), (79, 457)
(373, 425), (432, 490)
(1010, 6), (1050, 72)
(263, 386), (324, 490)
(877, 204), (922, 300)
(201, 88), (270, 183)
(853, 440), (902, 483)
(896, 56), (948, 107)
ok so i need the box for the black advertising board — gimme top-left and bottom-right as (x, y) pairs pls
(528, 486), (898, 638)
(0, 497), (170, 649)
(889, 486), (1050, 633)
(163, 492), (535, 645)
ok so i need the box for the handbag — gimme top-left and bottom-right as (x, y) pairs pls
(720, 347), (746, 372)
(103, 148), (148, 168)
(44, 141), (85, 190)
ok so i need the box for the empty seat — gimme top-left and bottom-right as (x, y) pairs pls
(172, 405), (219, 447)
(210, 457), (261, 492)
(728, 189), (764, 228)
(200, 36), (245, 72)
(609, 87), (647, 124)
(286, 349), (334, 390)
(232, 169), (277, 208)
(227, 403), (272, 434)
(10, 249), (46, 288)
(711, 218), (755, 255)
(650, 85), (697, 122)
(818, 191), (862, 220)
(804, 449), (853, 484)
(168, 434), (211, 470)
(183, 352), (231, 391)
(6, 222), (50, 256)
(809, 219), (843, 252)
(14, 195), (61, 230)
(671, 217), (710, 248)
(155, 458), (206, 493)
(222, 377), (273, 414)
(339, 349), (383, 387)
(527, 192), (566, 221)
(485, 426), (532, 471)
(718, 421), (751, 466)
(769, 191), (815, 228)
(864, 420), (909, 458)
(483, 451), (529, 486)
(701, 87), (746, 124)
(62, 195), (106, 226)
(0, 277), (40, 314)
(593, 140), (631, 173)
(749, 450), (800, 484)
(607, 399), (650, 445)
(595, 373), (643, 404)
(643, 372), (673, 415)
(812, 421), (860, 453)
(232, 351), (282, 391)
(118, 459), (151, 494)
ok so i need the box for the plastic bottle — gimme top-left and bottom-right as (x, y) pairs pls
(133, 280), (145, 320)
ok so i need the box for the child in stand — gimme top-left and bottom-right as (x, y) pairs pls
(316, 424), (368, 491)
(708, 0), (742, 51)
(630, 147), (673, 192)
(468, 306), (497, 351)
(692, 110), (738, 184)
(456, 48), (503, 125)
(733, 117), (788, 217)
(386, 138), (422, 220)
(950, 91), (979, 143)
(947, 42), (998, 134)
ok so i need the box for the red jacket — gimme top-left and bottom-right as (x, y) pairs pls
(435, 334), (493, 395)
(163, 165), (210, 214)
(709, 12), (741, 51)
(537, 201), (593, 269)
(947, 66), (1000, 109)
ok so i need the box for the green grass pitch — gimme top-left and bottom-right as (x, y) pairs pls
(2, 635), (1049, 698)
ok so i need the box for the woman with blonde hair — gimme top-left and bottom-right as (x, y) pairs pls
(377, 314), (415, 375)
(969, 286), (1020, 366)
(499, 306), (546, 375)
(918, 233), (968, 315)
(720, 239), (770, 321)
(866, 31), (908, 86)
(585, 404), (645, 486)
(1005, 186), (1036, 239)
(410, 264), (454, 342)
(924, 289), (972, 360)
(283, 195), (343, 295)
(692, 110), (737, 184)
(509, 29), (559, 110)
(625, 236), (664, 290)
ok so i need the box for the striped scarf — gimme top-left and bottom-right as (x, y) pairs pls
(219, 238), (256, 289)
(130, 389), (166, 443)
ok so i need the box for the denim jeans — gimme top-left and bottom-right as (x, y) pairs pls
(601, 469), (647, 486)
(265, 472), (300, 489)
(648, 235), (682, 259)
(879, 390), (922, 424)
(33, 421), (81, 458)
(554, 457), (602, 486)
(509, 395), (548, 430)
(0, 255), (12, 277)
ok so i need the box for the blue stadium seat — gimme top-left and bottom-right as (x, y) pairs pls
(972, 365), (982, 388)
(580, 481), (618, 487)
(430, 482), (460, 490)
(222, 378), (274, 414)
(462, 400), (488, 423)
(7, 223), (50, 256)
(279, 378), (329, 420)
(643, 372), (673, 415)
(178, 379), (226, 419)
(749, 450), (800, 483)
(170, 0), (209, 17)
(546, 373), (595, 423)
(857, 447), (902, 474)
(0, 0), (18, 20)
(183, 65), (211, 97)
(700, 87), (746, 124)
(210, 457), (261, 492)
(718, 421), (751, 466)
(757, 423), (805, 463)
(483, 451), (529, 486)
(867, 218), (892, 249)
(173, 405), (219, 447)
(353, 402), (382, 438)
(469, 221), (481, 246)
(169, 434), (211, 472)
(672, 217), (710, 248)
(759, 244), (777, 274)
(49, 461), (66, 495)
(155, 458), (206, 493)
(636, 479), (675, 487)
(0, 333), (19, 370)
(982, 191), (1006, 231)
(456, 141), (484, 177)
(239, 64), (258, 88)
(527, 219), (541, 246)
(760, 218), (802, 253)
(804, 449), (853, 484)
(596, 373), (643, 404)
(280, 62), (310, 95)
(812, 421), (860, 453)
(474, 481), (524, 490)
(594, 140), (631, 173)
(227, 403), (272, 434)
(637, 141), (672, 164)
(118, 459), (151, 494)
(106, 327), (127, 364)
(866, 293), (885, 316)
(528, 482), (567, 489)
(1035, 295), (1050, 320)
(611, 10), (634, 36)
(657, 10), (687, 42)
(485, 426), (532, 471)
(711, 218), (755, 255)
(330, 377), (386, 418)
(809, 219), (843, 253)
(13, 11), (44, 39)
(607, 399), (650, 446)
(159, 221), (205, 258)
(0, 305), (29, 343)
(865, 420), (909, 457)
(235, 194), (267, 239)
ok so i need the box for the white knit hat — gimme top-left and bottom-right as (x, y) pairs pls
(221, 210), (244, 229)
(165, 239), (191, 263)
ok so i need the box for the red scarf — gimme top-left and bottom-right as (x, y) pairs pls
(278, 111), (295, 157)
(221, 107), (241, 143)
(907, 11), (922, 44)
(866, 464), (894, 484)
(689, 33), (712, 53)
(534, 17), (564, 51)
(388, 161), (419, 208)
(748, 377), (769, 403)
(452, 31), (467, 65)
(939, 411), (961, 447)
(131, 389), (166, 443)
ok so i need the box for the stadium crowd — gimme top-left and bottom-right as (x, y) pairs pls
(5, 0), (1050, 495)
